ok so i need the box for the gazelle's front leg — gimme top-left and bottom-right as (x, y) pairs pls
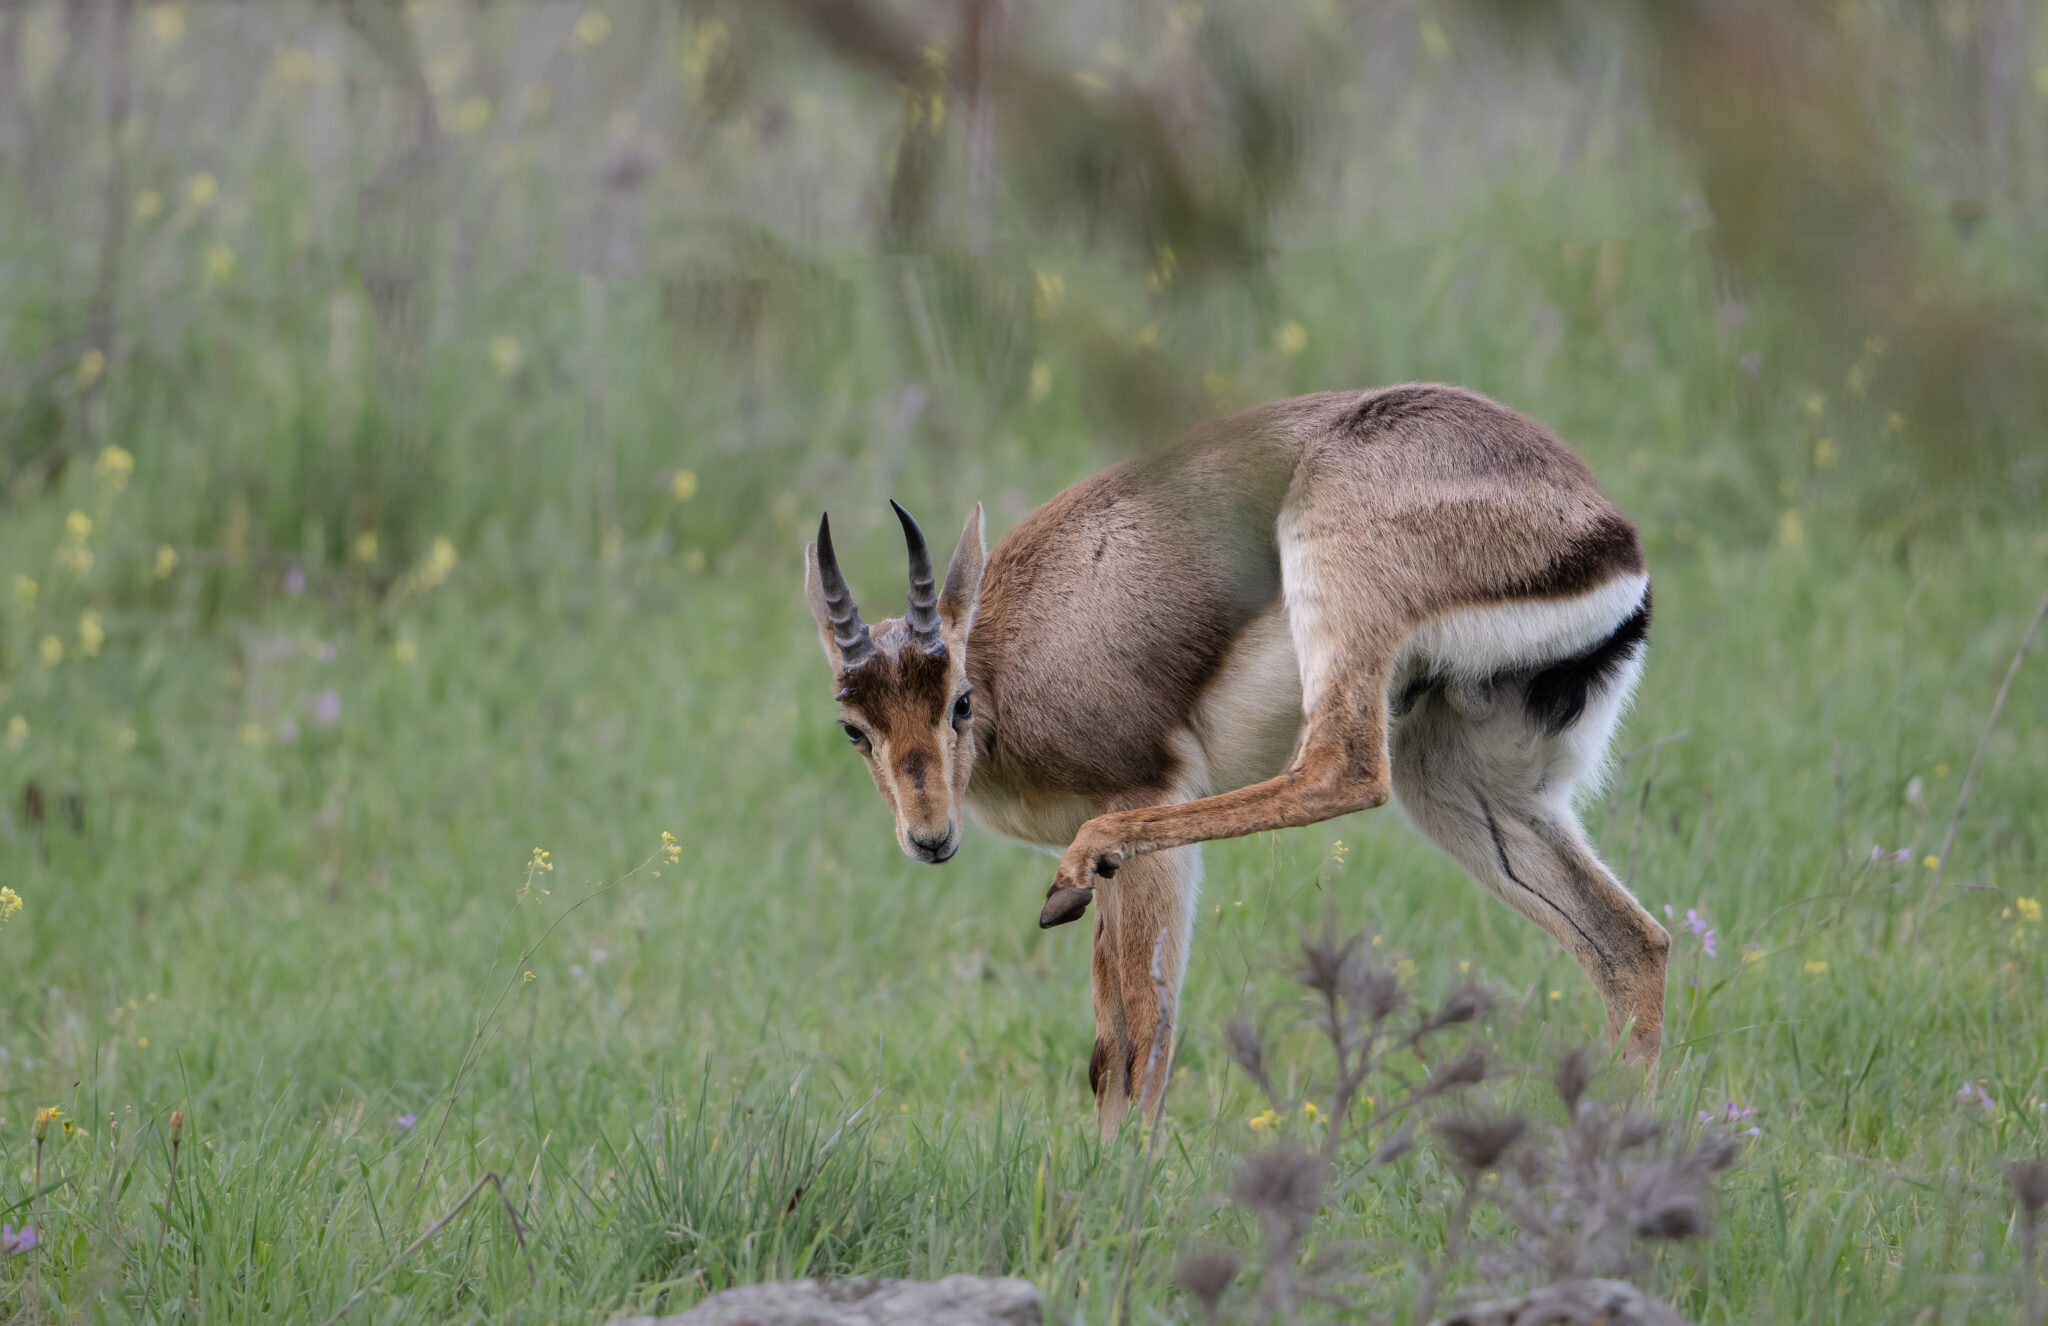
(1086, 845), (1200, 1134)
(1048, 675), (1394, 902)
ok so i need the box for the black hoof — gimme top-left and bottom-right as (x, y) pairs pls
(1039, 885), (1094, 928)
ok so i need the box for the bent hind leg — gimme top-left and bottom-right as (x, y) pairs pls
(1391, 631), (1668, 1065)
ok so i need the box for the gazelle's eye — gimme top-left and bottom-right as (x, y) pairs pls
(841, 722), (870, 751)
(951, 693), (972, 728)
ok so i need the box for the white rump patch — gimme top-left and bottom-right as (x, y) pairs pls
(1399, 573), (1648, 684)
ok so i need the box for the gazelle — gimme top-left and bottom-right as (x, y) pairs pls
(805, 384), (1666, 1129)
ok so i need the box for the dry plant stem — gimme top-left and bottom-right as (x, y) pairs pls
(147, 1125), (184, 1303)
(412, 852), (652, 1198)
(31, 1133), (43, 1326)
(1414, 1176), (1485, 1325)
(1929, 586), (2048, 897)
(319, 1172), (528, 1326)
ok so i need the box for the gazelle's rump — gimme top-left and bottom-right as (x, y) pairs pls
(804, 383), (1670, 1132)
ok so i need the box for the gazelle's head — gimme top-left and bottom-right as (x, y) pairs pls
(805, 501), (987, 865)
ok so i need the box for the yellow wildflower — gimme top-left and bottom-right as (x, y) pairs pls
(0, 885), (22, 925)
(1778, 509), (1804, 548)
(1804, 960), (1828, 975)
(1031, 270), (1065, 320)
(2016, 897), (2042, 924)
(351, 530), (378, 564)
(79, 610), (105, 658)
(76, 348), (106, 391)
(670, 469), (698, 501)
(187, 172), (217, 208)
(662, 829), (682, 863)
(531, 847), (554, 872)
(6, 716), (26, 750)
(39, 635), (63, 667)
(154, 545), (179, 578)
(394, 638), (418, 664)
(573, 10), (611, 46)
(239, 722), (266, 747)
(1274, 321), (1308, 356)
(203, 244), (237, 285)
(1301, 1100), (1322, 1123)
(489, 336), (522, 377)
(67, 510), (93, 540)
(138, 1037), (149, 1048)
(136, 189), (163, 220)
(1923, 855), (1940, 869)
(1247, 1108), (1280, 1132)
(1803, 391), (1826, 417)
(522, 970), (536, 983)
(95, 444), (134, 491)
(1549, 989), (1562, 1001)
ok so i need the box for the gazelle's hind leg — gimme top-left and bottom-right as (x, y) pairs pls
(1390, 620), (1669, 1066)
(1089, 844), (1200, 1135)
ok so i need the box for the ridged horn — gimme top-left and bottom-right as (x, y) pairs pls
(892, 499), (946, 654)
(815, 514), (877, 670)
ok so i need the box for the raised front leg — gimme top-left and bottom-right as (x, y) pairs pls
(1047, 671), (1394, 905)
(1085, 844), (1201, 1134)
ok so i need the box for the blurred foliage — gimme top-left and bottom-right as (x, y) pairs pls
(0, 0), (2044, 608)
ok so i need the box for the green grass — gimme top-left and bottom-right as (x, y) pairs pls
(4, 458), (2045, 1322)
(4, 7), (2048, 1319)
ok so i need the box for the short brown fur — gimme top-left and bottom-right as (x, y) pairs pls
(805, 385), (1668, 1132)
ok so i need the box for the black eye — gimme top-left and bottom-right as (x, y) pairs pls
(841, 722), (870, 750)
(951, 694), (972, 727)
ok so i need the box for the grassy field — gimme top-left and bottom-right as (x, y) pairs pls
(5, 4), (2048, 1323)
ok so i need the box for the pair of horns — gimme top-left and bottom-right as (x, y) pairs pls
(815, 500), (945, 669)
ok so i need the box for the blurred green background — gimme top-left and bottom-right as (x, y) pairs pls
(2, 2), (2046, 1322)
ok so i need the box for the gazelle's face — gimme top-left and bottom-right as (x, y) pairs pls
(805, 502), (987, 867)
(833, 628), (977, 862)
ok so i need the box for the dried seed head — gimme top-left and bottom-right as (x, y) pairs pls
(1628, 1166), (1710, 1240)
(1177, 1249), (1240, 1317)
(1295, 926), (1361, 1001)
(170, 1110), (185, 1145)
(1436, 1116), (1527, 1172)
(1225, 1018), (1266, 1082)
(1348, 960), (1406, 1022)
(1230, 1145), (1328, 1221)
(1425, 1047), (1489, 1096)
(1554, 1048), (1593, 1115)
(2007, 1161), (2048, 1217)
(1433, 982), (1491, 1027)
(1691, 1132), (1741, 1173)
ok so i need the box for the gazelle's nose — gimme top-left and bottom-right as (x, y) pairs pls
(907, 829), (957, 863)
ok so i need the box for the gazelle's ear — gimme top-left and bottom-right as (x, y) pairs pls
(938, 502), (987, 638)
(803, 541), (844, 670)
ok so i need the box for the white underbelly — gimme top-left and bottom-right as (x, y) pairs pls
(1177, 604), (1305, 798)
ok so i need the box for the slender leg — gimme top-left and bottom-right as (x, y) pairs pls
(1047, 658), (1395, 899)
(1087, 845), (1199, 1134)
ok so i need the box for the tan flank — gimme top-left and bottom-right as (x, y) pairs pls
(805, 385), (1668, 1132)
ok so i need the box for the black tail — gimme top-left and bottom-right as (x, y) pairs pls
(1521, 592), (1652, 736)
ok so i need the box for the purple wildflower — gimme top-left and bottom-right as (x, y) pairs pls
(1739, 351), (1761, 378)
(1870, 845), (1913, 866)
(1664, 905), (1718, 957)
(284, 566), (307, 595)
(1697, 1101), (1760, 1137)
(394, 1112), (417, 1130)
(1, 1224), (36, 1255)
(1718, 300), (1748, 329)
(1956, 1081), (1996, 1115)
(313, 690), (342, 726)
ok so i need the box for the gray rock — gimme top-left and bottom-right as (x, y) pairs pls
(1429, 1277), (1692, 1326)
(617, 1275), (1043, 1326)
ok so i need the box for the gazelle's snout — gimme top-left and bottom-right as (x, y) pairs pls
(904, 825), (959, 864)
